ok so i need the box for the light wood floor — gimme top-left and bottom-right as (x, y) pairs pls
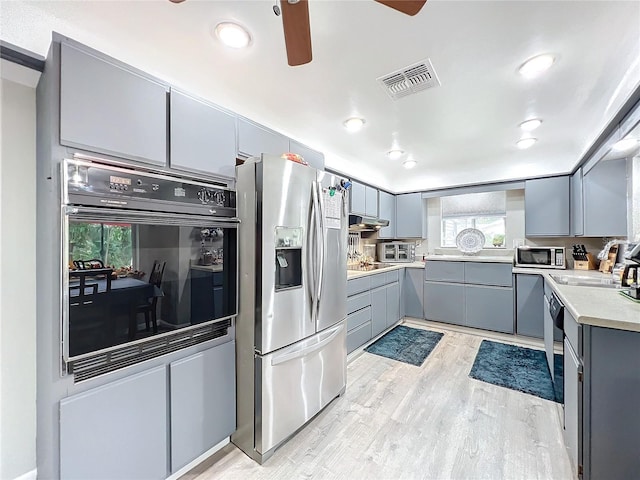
(182, 319), (574, 480)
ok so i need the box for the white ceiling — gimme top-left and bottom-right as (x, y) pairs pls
(2, 0), (640, 192)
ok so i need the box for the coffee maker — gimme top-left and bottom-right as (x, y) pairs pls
(621, 243), (640, 297)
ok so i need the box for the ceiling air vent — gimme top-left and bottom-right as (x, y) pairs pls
(377, 59), (440, 100)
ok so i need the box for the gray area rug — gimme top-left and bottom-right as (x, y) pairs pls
(469, 340), (559, 402)
(364, 325), (444, 366)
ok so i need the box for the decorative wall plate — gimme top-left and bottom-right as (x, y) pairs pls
(456, 228), (485, 254)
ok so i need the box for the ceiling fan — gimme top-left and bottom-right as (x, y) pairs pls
(169, 0), (426, 67)
(279, 0), (426, 66)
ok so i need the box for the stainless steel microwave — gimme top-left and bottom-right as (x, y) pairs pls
(515, 246), (565, 269)
(377, 242), (416, 263)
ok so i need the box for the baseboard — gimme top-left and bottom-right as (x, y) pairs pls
(165, 437), (229, 480)
(13, 468), (37, 480)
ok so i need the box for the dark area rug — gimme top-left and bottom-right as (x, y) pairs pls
(469, 340), (561, 402)
(364, 325), (443, 366)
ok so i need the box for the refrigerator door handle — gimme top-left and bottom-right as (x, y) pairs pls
(309, 183), (320, 323)
(315, 181), (325, 311)
(270, 323), (344, 366)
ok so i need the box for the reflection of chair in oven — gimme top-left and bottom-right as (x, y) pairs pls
(68, 270), (113, 357)
(134, 260), (166, 334)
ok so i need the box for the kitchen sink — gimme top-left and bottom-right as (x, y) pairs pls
(550, 274), (623, 289)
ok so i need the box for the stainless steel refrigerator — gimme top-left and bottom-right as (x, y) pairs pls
(232, 155), (348, 463)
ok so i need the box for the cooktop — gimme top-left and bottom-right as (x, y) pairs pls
(347, 264), (395, 272)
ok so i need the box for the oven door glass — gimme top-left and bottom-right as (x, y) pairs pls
(382, 245), (397, 261)
(397, 244), (411, 261)
(64, 208), (237, 360)
(518, 248), (551, 266)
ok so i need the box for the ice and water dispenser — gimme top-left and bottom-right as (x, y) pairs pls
(275, 227), (303, 291)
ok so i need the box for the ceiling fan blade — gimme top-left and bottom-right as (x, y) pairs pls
(374, 0), (426, 16)
(280, 0), (312, 66)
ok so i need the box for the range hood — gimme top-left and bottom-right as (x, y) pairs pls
(349, 215), (390, 231)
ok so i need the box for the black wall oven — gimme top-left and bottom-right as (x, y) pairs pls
(62, 159), (238, 378)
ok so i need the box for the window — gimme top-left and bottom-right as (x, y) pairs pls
(441, 192), (506, 248)
(69, 222), (133, 267)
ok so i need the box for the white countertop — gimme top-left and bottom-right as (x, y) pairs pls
(425, 254), (514, 264)
(346, 262), (424, 279)
(513, 267), (640, 333)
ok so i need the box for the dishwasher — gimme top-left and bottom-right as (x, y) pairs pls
(544, 290), (564, 403)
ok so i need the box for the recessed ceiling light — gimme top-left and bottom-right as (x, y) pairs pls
(612, 138), (639, 152)
(214, 22), (251, 49)
(518, 54), (555, 78)
(387, 149), (404, 160)
(343, 117), (366, 132)
(517, 138), (537, 149)
(403, 159), (417, 169)
(519, 119), (543, 131)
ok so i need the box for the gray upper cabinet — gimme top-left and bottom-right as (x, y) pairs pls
(350, 181), (366, 215)
(525, 176), (570, 236)
(365, 185), (378, 217)
(288, 140), (325, 170)
(395, 193), (423, 238)
(350, 181), (377, 217)
(570, 168), (584, 236)
(582, 158), (627, 237)
(60, 42), (168, 166)
(60, 366), (168, 480)
(170, 342), (236, 472)
(378, 190), (396, 239)
(170, 89), (236, 179)
(237, 118), (289, 158)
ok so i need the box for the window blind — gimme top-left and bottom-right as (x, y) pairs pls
(441, 191), (506, 218)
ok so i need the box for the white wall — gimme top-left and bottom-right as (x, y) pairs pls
(0, 78), (37, 479)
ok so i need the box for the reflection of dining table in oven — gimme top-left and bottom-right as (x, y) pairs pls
(69, 273), (163, 345)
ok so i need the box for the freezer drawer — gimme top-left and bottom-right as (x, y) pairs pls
(256, 320), (347, 455)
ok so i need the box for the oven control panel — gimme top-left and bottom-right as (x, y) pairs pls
(65, 160), (236, 217)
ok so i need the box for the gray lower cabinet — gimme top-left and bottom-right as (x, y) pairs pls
(60, 366), (168, 480)
(395, 193), (423, 238)
(582, 158), (627, 237)
(561, 313), (640, 480)
(403, 268), (425, 318)
(378, 190), (396, 239)
(170, 341), (236, 472)
(386, 283), (400, 328)
(515, 274), (544, 338)
(525, 176), (570, 236)
(423, 261), (514, 333)
(347, 271), (401, 352)
(425, 261), (464, 283)
(563, 335), (581, 477)
(423, 282), (465, 325)
(169, 89), (237, 179)
(371, 286), (387, 337)
(288, 140), (325, 170)
(60, 42), (168, 166)
(465, 285), (513, 334)
(237, 118), (289, 158)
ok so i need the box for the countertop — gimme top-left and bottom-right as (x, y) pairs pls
(346, 262), (424, 279)
(346, 262), (640, 332)
(513, 267), (640, 333)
